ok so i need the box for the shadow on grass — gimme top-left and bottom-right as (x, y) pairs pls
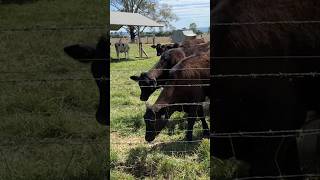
(150, 135), (205, 157)
(110, 57), (153, 63)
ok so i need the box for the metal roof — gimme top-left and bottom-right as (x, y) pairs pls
(110, 11), (164, 30)
(182, 30), (197, 37)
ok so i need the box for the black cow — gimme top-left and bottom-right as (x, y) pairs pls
(64, 36), (109, 126)
(212, 0), (320, 178)
(130, 48), (186, 101)
(151, 43), (179, 56)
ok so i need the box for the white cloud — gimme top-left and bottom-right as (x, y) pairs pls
(159, 0), (210, 29)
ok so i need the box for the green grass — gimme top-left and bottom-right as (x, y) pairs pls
(0, 0), (108, 179)
(110, 44), (211, 179)
(110, 43), (247, 179)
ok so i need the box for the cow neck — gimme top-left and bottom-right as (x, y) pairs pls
(147, 59), (168, 80)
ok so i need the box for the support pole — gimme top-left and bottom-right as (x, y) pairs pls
(138, 26), (142, 58)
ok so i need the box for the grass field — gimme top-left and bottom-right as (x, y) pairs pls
(109, 44), (248, 179)
(0, 1), (244, 179)
(110, 44), (211, 179)
(0, 0), (108, 179)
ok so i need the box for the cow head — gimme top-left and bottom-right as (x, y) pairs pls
(64, 36), (109, 126)
(144, 104), (169, 142)
(151, 44), (166, 56)
(130, 72), (157, 101)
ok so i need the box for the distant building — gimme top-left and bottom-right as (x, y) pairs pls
(171, 30), (197, 44)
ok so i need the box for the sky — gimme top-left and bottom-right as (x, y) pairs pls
(159, 0), (210, 29)
(110, 0), (210, 31)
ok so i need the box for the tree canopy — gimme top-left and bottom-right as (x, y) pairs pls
(111, 0), (178, 41)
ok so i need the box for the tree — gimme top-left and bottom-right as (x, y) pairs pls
(111, 0), (178, 42)
(189, 22), (197, 33)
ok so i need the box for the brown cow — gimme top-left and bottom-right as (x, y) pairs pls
(131, 39), (210, 101)
(144, 52), (210, 142)
(212, 0), (320, 177)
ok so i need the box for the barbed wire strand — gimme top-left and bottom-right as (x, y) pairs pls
(235, 173), (320, 180)
(212, 20), (320, 26)
(0, 25), (107, 32)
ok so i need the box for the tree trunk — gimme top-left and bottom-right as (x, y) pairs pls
(129, 26), (136, 43)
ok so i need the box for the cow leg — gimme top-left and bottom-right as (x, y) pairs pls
(197, 106), (210, 138)
(186, 117), (195, 141)
(116, 51), (120, 60)
(127, 50), (129, 60)
(186, 107), (197, 141)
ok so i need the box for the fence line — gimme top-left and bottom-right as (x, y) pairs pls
(2, 20), (320, 179)
(0, 78), (95, 83)
(0, 70), (90, 74)
(110, 139), (203, 145)
(212, 55), (320, 59)
(211, 72), (320, 79)
(211, 129), (320, 138)
(0, 78), (210, 87)
(0, 138), (107, 146)
(1, 111), (94, 117)
(212, 20), (320, 26)
(0, 25), (107, 32)
(4, 72), (320, 83)
(110, 67), (210, 71)
(110, 128), (320, 138)
(111, 128), (210, 134)
(234, 173), (320, 180)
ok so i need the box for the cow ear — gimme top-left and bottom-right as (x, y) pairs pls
(64, 44), (96, 62)
(130, 75), (140, 81)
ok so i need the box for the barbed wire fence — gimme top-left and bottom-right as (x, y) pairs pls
(2, 62), (320, 179)
(2, 21), (320, 180)
(2, 67), (320, 179)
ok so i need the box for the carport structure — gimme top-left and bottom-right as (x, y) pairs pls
(110, 11), (164, 58)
